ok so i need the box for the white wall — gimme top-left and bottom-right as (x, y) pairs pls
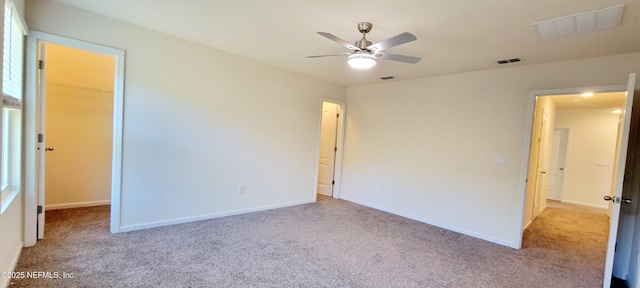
(0, 0), (25, 286)
(342, 53), (640, 248)
(554, 112), (619, 208)
(26, 0), (346, 230)
(0, 195), (23, 288)
(45, 44), (114, 209)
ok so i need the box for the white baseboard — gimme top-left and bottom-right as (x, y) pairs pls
(561, 200), (608, 209)
(119, 199), (316, 233)
(340, 195), (518, 249)
(1, 241), (23, 288)
(522, 204), (548, 231)
(523, 219), (533, 230)
(46, 200), (111, 210)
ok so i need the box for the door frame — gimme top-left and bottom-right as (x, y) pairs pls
(531, 110), (550, 218)
(516, 84), (627, 248)
(314, 98), (346, 200)
(24, 31), (125, 246)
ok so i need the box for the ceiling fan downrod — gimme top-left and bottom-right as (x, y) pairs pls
(355, 22), (373, 50)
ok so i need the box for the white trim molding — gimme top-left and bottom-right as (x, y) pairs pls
(24, 31), (125, 246)
(45, 200), (111, 211)
(120, 199), (314, 233)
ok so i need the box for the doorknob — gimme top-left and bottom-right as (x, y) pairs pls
(604, 196), (632, 204)
(45, 147), (54, 152)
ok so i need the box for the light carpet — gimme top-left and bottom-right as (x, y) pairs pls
(10, 199), (609, 287)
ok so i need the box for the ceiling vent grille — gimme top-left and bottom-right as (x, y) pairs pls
(533, 5), (624, 40)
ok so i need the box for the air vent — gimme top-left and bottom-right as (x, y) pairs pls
(497, 57), (523, 65)
(380, 76), (395, 80)
(533, 5), (624, 40)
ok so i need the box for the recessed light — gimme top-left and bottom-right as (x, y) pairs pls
(581, 92), (594, 97)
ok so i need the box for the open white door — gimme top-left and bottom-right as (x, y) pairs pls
(547, 128), (568, 201)
(36, 43), (47, 239)
(603, 73), (636, 287)
(317, 102), (339, 197)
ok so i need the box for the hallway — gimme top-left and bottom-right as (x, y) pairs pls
(523, 200), (609, 285)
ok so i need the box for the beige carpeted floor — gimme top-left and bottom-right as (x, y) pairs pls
(10, 199), (609, 287)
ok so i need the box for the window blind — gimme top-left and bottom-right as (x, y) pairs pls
(2, 0), (25, 108)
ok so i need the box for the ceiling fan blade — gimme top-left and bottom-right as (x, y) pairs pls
(317, 32), (360, 51)
(378, 52), (421, 64)
(367, 32), (417, 52)
(306, 53), (351, 58)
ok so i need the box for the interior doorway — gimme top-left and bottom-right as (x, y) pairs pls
(24, 32), (125, 246)
(316, 99), (346, 200)
(42, 43), (115, 212)
(520, 78), (636, 288)
(523, 91), (626, 227)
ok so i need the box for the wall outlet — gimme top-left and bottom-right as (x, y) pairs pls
(239, 185), (246, 194)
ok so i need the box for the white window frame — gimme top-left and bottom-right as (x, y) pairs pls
(0, 0), (26, 214)
(1, 110), (8, 189)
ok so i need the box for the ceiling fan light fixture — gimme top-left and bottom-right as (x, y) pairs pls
(348, 53), (376, 69)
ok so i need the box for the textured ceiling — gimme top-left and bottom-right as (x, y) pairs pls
(49, 0), (640, 86)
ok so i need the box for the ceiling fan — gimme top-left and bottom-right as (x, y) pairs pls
(307, 22), (421, 69)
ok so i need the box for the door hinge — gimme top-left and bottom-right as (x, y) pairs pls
(38, 133), (44, 143)
(37, 205), (43, 214)
(334, 147), (337, 152)
(38, 60), (44, 70)
(332, 180), (335, 185)
(336, 113), (340, 118)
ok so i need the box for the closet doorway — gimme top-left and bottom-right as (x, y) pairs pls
(24, 31), (125, 245)
(42, 43), (115, 211)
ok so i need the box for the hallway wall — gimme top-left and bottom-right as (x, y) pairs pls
(554, 112), (619, 208)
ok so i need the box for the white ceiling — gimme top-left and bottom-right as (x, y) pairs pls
(49, 0), (640, 86)
(547, 92), (626, 113)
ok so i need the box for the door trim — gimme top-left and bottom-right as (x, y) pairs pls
(24, 31), (125, 246)
(314, 98), (346, 200)
(515, 84), (627, 249)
